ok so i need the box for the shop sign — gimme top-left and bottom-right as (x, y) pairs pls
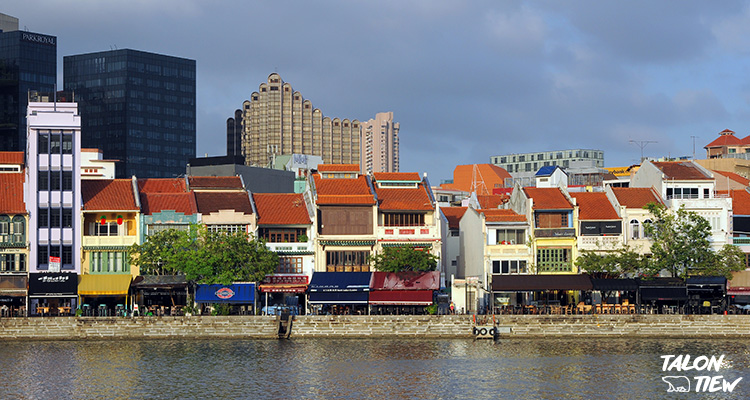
(265, 275), (309, 285)
(215, 287), (235, 299)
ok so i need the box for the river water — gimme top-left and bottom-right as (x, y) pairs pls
(1, 338), (748, 399)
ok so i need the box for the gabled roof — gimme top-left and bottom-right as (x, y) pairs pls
(570, 192), (619, 220)
(188, 176), (244, 190)
(729, 189), (750, 215)
(82, 179), (138, 211)
(440, 164), (511, 194)
(194, 191), (253, 215)
(441, 207), (467, 230)
(374, 175), (433, 211)
(0, 152), (24, 165)
(317, 164), (360, 173)
(535, 165), (563, 177)
(611, 187), (664, 208)
(477, 194), (508, 209)
(313, 174), (375, 205)
(137, 178), (187, 193)
(254, 193), (311, 225)
(705, 129), (741, 148)
(713, 170), (750, 187)
(140, 192), (197, 215)
(480, 209), (526, 223)
(0, 173), (25, 214)
(651, 161), (711, 180)
(522, 187), (573, 210)
(373, 172), (421, 181)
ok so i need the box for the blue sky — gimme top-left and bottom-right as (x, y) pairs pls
(6, 1), (750, 182)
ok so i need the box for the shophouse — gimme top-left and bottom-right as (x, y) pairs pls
(0, 152), (28, 316)
(606, 187), (664, 255)
(570, 192), (623, 254)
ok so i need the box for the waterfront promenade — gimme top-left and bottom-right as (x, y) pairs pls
(3, 314), (750, 340)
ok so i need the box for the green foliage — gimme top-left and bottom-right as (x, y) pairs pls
(129, 225), (278, 285)
(704, 244), (746, 279)
(211, 303), (231, 316)
(370, 247), (438, 272)
(576, 246), (647, 278)
(425, 304), (437, 315)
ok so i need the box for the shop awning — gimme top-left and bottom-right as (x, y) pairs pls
(638, 278), (687, 301)
(369, 271), (440, 290)
(369, 290), (433, 305)
(78, 274), (132, 296)
(491, 274), (593, 291)
(29, 273), (76, 297)
(259, 284), (307, 293)
(308, 291), (368, 304)
(0, 275), (27, 296)
(308, 272), (371, 292)
(131, 275), (188, 289)
(591, 278), (638, 292)
(728, 271), (750, 296)
(195, 283), (255, 303)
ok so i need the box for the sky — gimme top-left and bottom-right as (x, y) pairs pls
(6, 1), (750, 183)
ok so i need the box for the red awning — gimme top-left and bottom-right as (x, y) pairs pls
(369, 271), (440, 290)
(259, 284), (307, 294)
(369, 290), (433, 305)
(728, 287), (750, 296)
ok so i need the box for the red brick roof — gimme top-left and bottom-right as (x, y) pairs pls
(651, 161), (710, 180)
(713, 170), (750, 186)
(441, 207), (467, 230)
(82, 179), (138, 211)
(188, 176), (244, 190)
(705, 129), (741, 148)
(522, 187), (573, 210)
(477, 194), (508, 209)
(317, 164), (360, 173)
(194, 192), (253, 215)
(730, 189), (750, 215)
(440, 164), (511, 194)
(0, 152), (24, 165)
(373, 172), (421, 181)
(314, 174), (375, 205)
(254, 193), (311, 225)
(140, 193), (197, 215)
(571, 192), (619, 220)
(137, 178), (187, 193)
(481, 209), (526, 223)
(611, 187), (663, 208)
(0, 173), (25, 214)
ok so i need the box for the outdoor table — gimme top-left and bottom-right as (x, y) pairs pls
(37, 306), (49, 316)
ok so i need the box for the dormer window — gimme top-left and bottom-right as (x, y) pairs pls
(377, 181), (418, 188)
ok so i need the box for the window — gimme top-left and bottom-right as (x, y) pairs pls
(704, 188), (710, 199)
(666, 187), (699, 200)
(38, 246), (48, 268)
(62, 209), (73, 229)
(643, 219), (652, 238)
(383, 213), (425, 227)
(50, 209), (61, 228)
(50, 171), (61, 191)
(90, 251), (129, 273)
(630, 219), (641, 239)
(0, 254), (25, 272)
(0, 216), (8, 240)
(38, 171), (48, 191)
(38, 133), (49, 153)
(62, 246), (73, 265)
(38, 208), (49, 228)
(325, 251), (369, 272)
(536, 248), (571, 272)
(147, 224), (188, 235)
(62, 135), (73, 154)
(206, 225), (246, 234)
(91, 222), (119, 236)
(492, 260), (527, 274)
(50, 133), (61, 154)
(12, 216), (24, 244)
(62, 171), (73, 191)
(277, 257), (303, 274)
(496, 229), (525, 245)
(258, 228), (305, 242)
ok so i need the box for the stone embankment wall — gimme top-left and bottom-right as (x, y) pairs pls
(2, 315), (750, 340)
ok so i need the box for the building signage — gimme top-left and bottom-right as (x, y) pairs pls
(49, 256), (61, 272)
(265, 275), (309, 285)
(22, 32), (56, 45)
(215, 287), (235, 299)
(28, 273), (77, 296)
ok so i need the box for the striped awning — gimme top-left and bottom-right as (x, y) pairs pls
(78, 274), (132, 295)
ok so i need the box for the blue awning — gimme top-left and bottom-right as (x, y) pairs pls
(308, 272), (371, 292)
(195, 283), (255, 303)
(309, 291), (369, 304)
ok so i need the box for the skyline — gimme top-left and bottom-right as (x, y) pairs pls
(5, 1), (750, 182)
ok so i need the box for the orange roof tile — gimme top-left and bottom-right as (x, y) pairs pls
(314, 174), (375, 205)
(138, 178), (187, 193)
(317, 164), (360, 173)
(611, 187), (663, 208)
(440, 164), (511, 194)
(481, 209), (526, 223)
(730, 190), (750, 215)
(254, 193), (311, 225)
(651, 161), (710, 180)
(571, 192), (619, 220)
(441, 207), (467, 229)
(82, 179), (138, 211)
(713, 170), (750, 186)
(477, 194), (508, 209)
(0, 173), (25, 214)
(140, 192), (197, 215)
(373, 172), (421, 181)
(188, 176), (244, 190)
(0, 152), (24, 165)
(741, 135), (750, 145)
(522, 187), (573, 210)
(194, 192), (253, 215)
(705, 129), (741, 148)
(376, 185), (434, 211)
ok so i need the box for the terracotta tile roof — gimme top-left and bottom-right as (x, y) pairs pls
(373, 172), (421, 181)
(705, 129), (741, 148)
(742, 135), (750, 145)
(140, 192), (197, 215)
(82, 179), (138, 211)
(611, 187), (663, 208)
(441, 207), (467, 229)
(0, 173), (25, 214)
(522, 187), (573, 210)
(440, 164), (512, 194)
(713, 170), (750, 186)
(570, 192), (619, 220)
(651, 161), (711, 180)
(317, 164), (360, 173)
(730, 190), (750, 215)
(188, 176), (244, 190)
(376, 185), (434, 211)
(313, 174), (375, 205)
(477, 194), (508, 209)
(254, 193), (311, 225)
(481, 209), (526, 223)
(194, 192), (253, 215)
(137, 178), (187, 193)
(0, 152), (24, 165)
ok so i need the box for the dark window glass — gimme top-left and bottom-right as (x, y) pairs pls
(38, 208), (49, 228)
(62, 171), (73, 191)
(50, 171), (61, 191)
(38, 246), (48, 266)
(50, 209), (61, 228)
(38, 171), (48, 191)
(62, 135), (73, 154)
(50, 133), (61, 153)
(62, 246), (73, 264)
(38, 134), (49, 153)
(62, 209), (73, 228)
(50, 245), (60, 258)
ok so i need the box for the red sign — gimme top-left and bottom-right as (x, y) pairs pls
(215, 287), (235, 299)
(420, 229), (430, 234)
(385, 229), (394, 235)
(264, 275), (309, 285)
(399, 229), (415, 235)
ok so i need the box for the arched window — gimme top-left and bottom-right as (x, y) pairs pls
(630, 219), (641, 239)
(0, 215), (9, 242)
(643, 219), (653, 238)
(12, 216), (25, 244)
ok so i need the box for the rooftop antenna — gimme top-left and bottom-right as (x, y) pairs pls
(690, 135), (698, 160)
(629, 140), (657, 163)
(470, 164), (489, 196)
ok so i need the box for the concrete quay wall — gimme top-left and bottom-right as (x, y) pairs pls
(2, 315), (750, 340)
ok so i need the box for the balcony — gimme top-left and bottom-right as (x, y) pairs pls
(534, 228), (576, 238)
(82, 235), (137, 248)
(266, 242), (313, 253)
(732, 237), (750, 245)
(578, 235), (623, 250)
(377, 226), (438, 240)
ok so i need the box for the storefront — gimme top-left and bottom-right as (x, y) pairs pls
(258, 275), (308, 315)
(686, 276), (726, 313)
(195, 283), (256, 315)
(0, 275), (27, 316)
(590, 278), (639, 306)
(638, 278), (687, 311)
(131, 275), (188, 316)
(490, 274), (593, 312)
(369, 271), (439, 315)
(729, 270), (750, 306)
(308, 272), (371, 315)
(78, 274), (132, 316)
(28, 272), (77, 316)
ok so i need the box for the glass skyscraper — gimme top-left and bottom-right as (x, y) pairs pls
(63, 49), (196, 178)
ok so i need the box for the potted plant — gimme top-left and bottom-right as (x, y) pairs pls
(297, 234), (308, 243)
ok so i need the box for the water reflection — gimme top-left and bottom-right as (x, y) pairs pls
(0, 338), (747, 399)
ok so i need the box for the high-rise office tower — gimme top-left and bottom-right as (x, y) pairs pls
(360, 112), (399, 174)
(0, 13), (57, 151)
(63, 49), (196, 178)
(226, 109), (242, 157)
(240, 73), (360, 167)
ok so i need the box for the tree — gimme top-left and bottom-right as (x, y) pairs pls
(576, 246), (647, 278)
(370, 247), (438, 272)
(127, 228), (196, 275)
(704, 244), (746, 279)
